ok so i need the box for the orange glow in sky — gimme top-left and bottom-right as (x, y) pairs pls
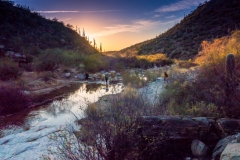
(16, 0), (206, 51)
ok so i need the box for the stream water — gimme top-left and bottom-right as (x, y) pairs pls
(0, 82), (124, 160)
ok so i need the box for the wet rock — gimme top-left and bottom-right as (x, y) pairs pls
(77, 74), (85, 80)
(156, 77), (164, 83)
(220, 143), (240, 160)
(212, 135), (235, 159)
(191, 139), (209, 156)
(217, 118), (240, 136)
(65, 72), (71, 78)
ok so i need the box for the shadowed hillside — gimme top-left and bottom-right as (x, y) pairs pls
(0, 0), (97, 54)
(114, 0), (240, 60)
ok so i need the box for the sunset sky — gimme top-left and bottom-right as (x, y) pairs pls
(15, 0), (207, 51)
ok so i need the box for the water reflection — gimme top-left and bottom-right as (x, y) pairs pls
(26, 83), (123, 127)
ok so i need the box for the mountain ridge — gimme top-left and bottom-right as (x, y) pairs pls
(113, 0), (240, 60)
(0, 0), (97, 55)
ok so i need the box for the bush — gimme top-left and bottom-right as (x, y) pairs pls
(121, 71), (148, 88)
(159, 80), (221, 117)
(0, 58), (20, 81)
(83, 54), (109, 72)
(50, 85), (177, 160)
(0, 85), (30, 115)
(34, 49), (64, 73)
(39, 71), (53, 82)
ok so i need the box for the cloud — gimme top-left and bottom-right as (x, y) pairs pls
(36, 11), (79, 13)
(166, 15), (176, 19)
(92, 20), (160, 37)
(153, 14), (160, 18)
(155, 0), (206, 13)
(36, 10), (123, 14)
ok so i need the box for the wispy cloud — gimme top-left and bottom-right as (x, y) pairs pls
(153, 14), (160, 18)
(155, 0), (206, 13)
(36, 10), (123, 14)
(37, 11), (79, 13)
(166, 15), (176, 19)
(92, 20), (160, 37)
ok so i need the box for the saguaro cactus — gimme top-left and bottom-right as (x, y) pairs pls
(226, 53), (236, 80)
(224, 53), (238, 117)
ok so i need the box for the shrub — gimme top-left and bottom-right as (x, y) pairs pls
(49, 86), (168, 160)
(0, 58), (20, 81)
(0, 85), (30, 115)
(34, 49), (64, 73)
(121, 71), (148, 88)
(83, 54), (109, 72)
(39, 71), (53, 82)
(159, 80), (221, 117)
(177, 60), (198, 69)
(193, 31), (240, 117)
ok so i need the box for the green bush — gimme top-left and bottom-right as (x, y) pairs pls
(34, 49), (64, 73)
(83, 54), (109, 72)
(0, 58), (20, 81)
(121, 71), (148, 88)
(159, 80), (222, 117)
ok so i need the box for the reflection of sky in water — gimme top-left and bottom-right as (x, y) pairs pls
(28, 83), (123, 127)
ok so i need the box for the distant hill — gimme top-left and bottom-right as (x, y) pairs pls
(114, 0), (240, 60)
(0, 0), (97, 54)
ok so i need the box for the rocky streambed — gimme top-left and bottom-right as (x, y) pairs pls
(0, 82), (124, 160)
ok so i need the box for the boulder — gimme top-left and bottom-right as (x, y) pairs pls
(220, 143), (240, 160)
(217, 118), (240, 137)
(191, 139), (209, 156)
(212, 135), (235, 159)
(116, 73), (121, 77)
(65, 73), (71, 78)
(138, 116), (217, 141)
(77, 74), (85, 80)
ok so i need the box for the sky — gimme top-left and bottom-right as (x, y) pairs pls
(14, 0), (207, 51)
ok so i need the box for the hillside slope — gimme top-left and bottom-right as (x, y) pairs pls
(0, 0), (96, 54)
(114, 0), (240, 59)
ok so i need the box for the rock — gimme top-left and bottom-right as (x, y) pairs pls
(77, 74), (85, 80)
(217, 118), (240, 136)
(5, 51), (15, 57)
(191, 139), (209, 156)
(156, 77), (164, 83)
(220, 143), (240, 160)
(138, 116), (216, 140)
(116, 73), (121, 76)
(212, 135), (235, 159)
(110, 70), (116, 74)
(14, 53), (25, 58)
(65, 72), (71, 78)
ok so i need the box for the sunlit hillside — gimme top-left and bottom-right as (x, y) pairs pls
(113, 0), (240, 60)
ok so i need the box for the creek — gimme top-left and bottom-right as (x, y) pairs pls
(0, 82), (124, 160)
